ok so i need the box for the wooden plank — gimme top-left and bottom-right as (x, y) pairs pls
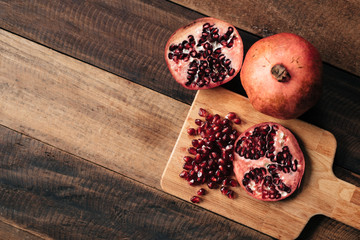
(161, 88), (360, 239)
(0, 125), (273, 240)
(0, 29), (189, 189)
(0, 218), (45, 240)
(170, 0), (360, 77)
(0, 0), (198, 104)
(1, 0), (359, 174)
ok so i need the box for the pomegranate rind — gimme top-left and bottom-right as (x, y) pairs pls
(233, 122), (305, 201)
(240, 33), (322, 119)
(165, 17), (244, 90)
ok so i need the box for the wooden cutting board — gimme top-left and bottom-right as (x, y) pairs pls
(161, 87), (360, 239)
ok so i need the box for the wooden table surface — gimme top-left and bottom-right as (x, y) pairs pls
(0, 0), (359, 239)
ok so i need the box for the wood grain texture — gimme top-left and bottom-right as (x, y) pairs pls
(0, 0), (198, 104)
(0, 125), (272, 240)
(1, 0), (359, 175)
(0, 218), (44, 240)
(161, 88), (360, 239)
(170, 0), (360, 77)
(0, 30), (359, 240)
(0, 29), (189, 189)
(0, 0), (359, 238)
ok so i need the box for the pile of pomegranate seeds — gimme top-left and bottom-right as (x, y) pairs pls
(180, 108), (241, 203)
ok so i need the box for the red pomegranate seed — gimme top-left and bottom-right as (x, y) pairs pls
(191, 139), (199, 147)
(183, 156), (193, 163)
(195, 119), (202, 126)
(227, 190), (235, 199)
(187, 128), (196, 135)
(188, 147), (197, 155)
(207, 182), (218, 189)
(229, 179), (238, 187)
(226, 112), (237, 120)
(190, 196), (201, 203)
(233, 118), (241, 124)
(179, 170), (188, 178)
(198, 108), (207, 117)
(183, 163), (193, 170)
(197, 188), (206, 196)
(222, 178), (230, 186)
(220, 186), (229, 195)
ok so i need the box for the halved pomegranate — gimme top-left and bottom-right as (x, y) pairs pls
(233, 122), (305, 201)
(240, 33), (322, 119)
(165, 17), (244, 89)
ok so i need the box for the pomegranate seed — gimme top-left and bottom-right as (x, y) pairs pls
(195, 153), (202, 163)
(205, 114), (213, 122)
(233, 118), (241, 124)
(222, 118), (230, 126)
(195, 119), (202, 126)
(192, 139), (199, 147)
(220, 186), (229, 195)
(198, 108), (207, 117)
(222, 178), (230, 186)
(183, 156), (193, 163)
(227, 190), (235, 199)
(188, 147), (197, 155)
(187, 128), (196, 135)
(203, 23), (210, 29)
(188, 179), (196, 185)
(229, 179), (238, 187)
(179, 170), (188, 178)
(291, 159), (298, 171)
(197, 188), (206, 196)
(190, 196), (201, 203)
(207, 182), (218, 189)
(183, 163), (193, 170)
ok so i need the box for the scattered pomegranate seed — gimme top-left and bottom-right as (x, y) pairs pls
(220, 186), (229, 195)
(198, 108), (207, 117)
(227, 190), (235, 199)
(197, 188), (206, 196)
(179, 170), (188, 178)
(187, 128), (196, 135)
(233, 118), (241, 124)
(226, 112), (237, 120)
(195, 119), (202, 126)
(190, 196), (201, 203)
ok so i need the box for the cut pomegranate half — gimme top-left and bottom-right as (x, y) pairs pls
(165, 17), (244, 90)
(233, 122), (305, 201)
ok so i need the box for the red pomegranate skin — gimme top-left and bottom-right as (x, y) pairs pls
(233, 122), (305, 201)
(240, 33), (322, 119)
(165, 17), (243, 90)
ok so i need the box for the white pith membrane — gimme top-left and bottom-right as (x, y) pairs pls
(234, 123), (304, 201)
(166, 20), (242, 88)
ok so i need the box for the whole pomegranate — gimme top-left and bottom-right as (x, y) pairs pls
(240, 33), (322, 119)
(165, 17), (244, 90)
(233, 122), (305, 201)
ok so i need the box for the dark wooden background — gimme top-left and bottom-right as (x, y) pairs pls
(0, 0), (359, 239)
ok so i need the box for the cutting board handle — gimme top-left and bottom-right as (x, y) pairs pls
(328, 177), (360, 230)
